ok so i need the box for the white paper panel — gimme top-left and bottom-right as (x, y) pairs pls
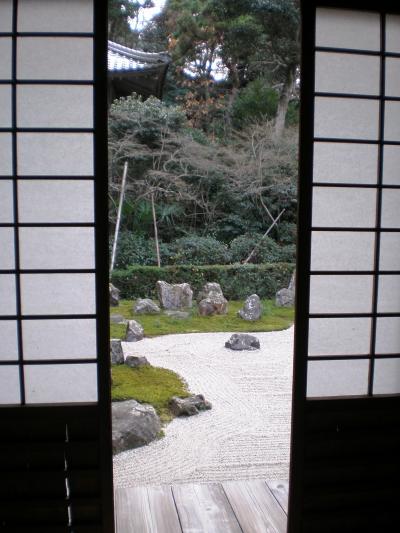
(316, 8), (380, 50)
(0, 366), (21, 404)
(22, 319), (97, 360)
(0, 321), (18, 361)
(377, 276), (400, 313)
(309, 275), (373, 314)
(0, 38), (12, 80)
(312, 187), (376, 228)
(373, 358), (400, 395)
(313, 142), (378, 184)
(381, 189), (400, 228)
(0, 135), (12, 175)
(20, 274), (96, 315)
(24, 363), (98, 404)
(380, 232), (400, 270)
(315, 52), (380, 95)
(0, 228), (15, 270)
(17, 85), (93, 128)
(0, 180), (13, 222)
(17, 37), (93, 80)
(308, 317), (371, 356)
(0, 1), (12, 32)
(382, 145), (400, 185)
(375, 317), (400, 354)
(18, 133), (94, 176)
(314, 97), (379, 140)
(385, 58), (400, 97)
(311, 231), (375, 271)
(384, 102), (400, 142)
(307, 359), (369, 397)
(18, 0), (93, 33)
(386, 15), (400, 54)
(0, 85), (11, 127)
(19, 227), (95, 270)
(0, 275), (16, 315)
(18, 180), (94, 223)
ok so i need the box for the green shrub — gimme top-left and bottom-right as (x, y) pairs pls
(232, 79), (279, 128)
(110, 232), (172, 269)
(169, 235), (231, 265)
(111, 263), (294, 300)
(229, 233), (285, 264)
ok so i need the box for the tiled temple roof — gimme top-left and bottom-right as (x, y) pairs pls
(108, 41), (171, 72)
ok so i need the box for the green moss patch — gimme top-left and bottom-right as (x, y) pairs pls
(111, 365), (190, 423)
(110, 299), (294, 338)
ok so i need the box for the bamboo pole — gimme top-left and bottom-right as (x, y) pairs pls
(151, 192), (161, 268)
(243, 208), (285, 264)
(110, 161), (128, 273)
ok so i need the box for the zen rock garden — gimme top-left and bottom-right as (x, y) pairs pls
(110, 275), (294, 454)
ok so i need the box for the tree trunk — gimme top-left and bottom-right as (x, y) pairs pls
(274, 67), (295, 138)
(151, 193), (161, 268)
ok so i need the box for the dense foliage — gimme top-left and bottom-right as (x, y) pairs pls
(108, 0), (300, 269)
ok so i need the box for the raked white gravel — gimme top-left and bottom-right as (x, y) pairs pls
(113, 327), (294, 487)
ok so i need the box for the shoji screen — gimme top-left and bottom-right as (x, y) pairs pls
(289, 2), (400, 532)
(307, 7), (400, 397)
(0, 1), (113, 530)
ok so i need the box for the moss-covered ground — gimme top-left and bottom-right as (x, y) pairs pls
(110, 299), (294, 339)
(111, 364), (190, 423)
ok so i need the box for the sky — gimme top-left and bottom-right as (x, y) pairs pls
(132, 0), (167, 30)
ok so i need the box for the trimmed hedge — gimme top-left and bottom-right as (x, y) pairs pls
(111, 263), (295, 300)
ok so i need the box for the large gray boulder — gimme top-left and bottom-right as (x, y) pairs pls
(156, 281), (193, 310)
(110, 339), (124, 365)
(197, 282), (228, 315)
(225, 333), (260, 351)
(169, 394), (212, 417)
(275, 271), (296, 308)
(134, 298), (160, 315)
(125, 355), (150, 368)
(125, 320), (144, 342)
(109, 283), (120, 307)
(112, 400), (161, 454)
(197, 282), (224, 302)
(238, 294), (262, 321)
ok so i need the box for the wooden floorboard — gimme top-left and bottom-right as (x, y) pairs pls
(266, 480), (289, 514)
(222, 480), (287, 533)
(172, 482), (242, 533)
(115, 480), (288, 533)
(115, 486), (182, 533)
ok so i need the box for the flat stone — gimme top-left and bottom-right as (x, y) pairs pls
(225, 333), (260, 351)
(112, 400), (161, 454)
(125, 320), (144, 342)
(169, 394), (212, 417)
(125, 355), (150, 368)
(110, 339), (124, 365)
(134, 298), (160, 314)
(110, 314), (127, 324)
(238, 294), (262, 321)
(164, 310), (190, 319)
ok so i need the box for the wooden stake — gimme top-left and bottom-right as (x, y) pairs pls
(110, 161), (128, 273)
(151, 192), (161, 267)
